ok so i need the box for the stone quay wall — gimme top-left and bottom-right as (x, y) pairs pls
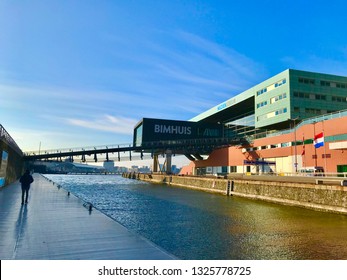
(123, 172), (347, 215)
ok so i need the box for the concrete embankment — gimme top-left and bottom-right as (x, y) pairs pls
(123, 172), (347, 215)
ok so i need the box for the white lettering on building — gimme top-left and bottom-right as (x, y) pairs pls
(203, 129), (219, 137)
(154, 124), (192, 135)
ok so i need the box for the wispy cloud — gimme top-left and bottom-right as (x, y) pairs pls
(65, 114), (137, 135)
(144, 31), (266, 90)
(102, 30), (266, 118)
(1, 28), (267, 151)
(176, 31), (263, 80)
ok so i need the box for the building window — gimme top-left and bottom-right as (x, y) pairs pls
(294, 91), (309, 98)
(294, 91), (326, 100)
(257, 107), (288, 121)
(322, 154), (331, 159)
(299, 77), (315, 84)
(257, 88), (267, 96)
(281, 142), (290, 147)
(336, 83), (347, 89)
(305, 108), (322, 114)
(229, 166), (237, 173)
(275, 79), (286, 87)
(321, 80), (347, 89)
(315, 94), (326, 100)
(332, 95), (347, 102)
(257, 101), (268, 108)
(256, 78), (287, 96)
(270, 92), (287, 104)
(275, 107), (287, 115)
(320, 80), (331, 86)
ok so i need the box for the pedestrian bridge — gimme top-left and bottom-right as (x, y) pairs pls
(23, 136), (247, 164)
(22, 117), (251, 173)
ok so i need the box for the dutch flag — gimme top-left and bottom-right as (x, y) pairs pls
(314, 132), (324, 148)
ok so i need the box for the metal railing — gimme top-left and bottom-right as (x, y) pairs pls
(24, 143), (133, 157)
(0, 124), (23, 156)
(227, 108), (347, 143)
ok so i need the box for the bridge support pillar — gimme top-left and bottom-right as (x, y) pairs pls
(165, 150), (172, 174)
(152, 152), (172, 174)
(153, 154), (159, 173)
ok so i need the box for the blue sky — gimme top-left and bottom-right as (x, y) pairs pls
(1, 0), (347, 160)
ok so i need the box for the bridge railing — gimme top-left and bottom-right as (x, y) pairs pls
(23, 143), (133, 156)
(0, 124), (23, 156)
(141, 136), (247, 150)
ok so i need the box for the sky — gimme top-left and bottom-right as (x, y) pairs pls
(1, 0), (347, 166)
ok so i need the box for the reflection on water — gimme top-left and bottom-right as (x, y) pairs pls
(45, 174), (347, 260)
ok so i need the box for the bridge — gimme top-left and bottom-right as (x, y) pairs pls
(23, 136), (248, 173)
(2, 118), (249, 180)
(20, 117), (252, 173)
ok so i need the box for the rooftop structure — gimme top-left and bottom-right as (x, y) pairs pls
(191, 69), (347, 134)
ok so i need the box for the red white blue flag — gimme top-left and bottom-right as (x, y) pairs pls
(314, 132), (324, 148)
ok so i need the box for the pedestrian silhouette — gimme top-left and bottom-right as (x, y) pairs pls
(19, 170), (34, 205)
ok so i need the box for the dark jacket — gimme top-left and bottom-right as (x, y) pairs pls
(20, 172), (34, 188)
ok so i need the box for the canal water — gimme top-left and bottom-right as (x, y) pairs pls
(45, 174), (347, 260)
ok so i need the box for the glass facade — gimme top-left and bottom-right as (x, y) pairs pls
(134, 124), (143, 147)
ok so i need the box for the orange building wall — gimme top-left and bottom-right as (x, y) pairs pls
(180, 116), (347, 174)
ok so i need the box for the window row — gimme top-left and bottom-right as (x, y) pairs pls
(294, 107), (335, 114)
(257, 101), (267, 108)
(321, 80), (347, 89)
(256, 78), (287, 96)
(293, 91), (326, 100)
(305, 108), (324, 114)
(270, 92), (287, 103)
(332, 95), (347, 102)
(257, 107), (288, 121)
(298, 77), (315, 84)
(298, 77), (347, 89)
(257, 93), (287, 108)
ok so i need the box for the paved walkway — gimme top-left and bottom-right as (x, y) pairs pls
(0, 174), (175, 260)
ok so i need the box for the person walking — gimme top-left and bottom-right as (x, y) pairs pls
(20, 170), (34, 205)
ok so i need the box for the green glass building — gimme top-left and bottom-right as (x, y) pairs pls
(191, 69), (347, 132)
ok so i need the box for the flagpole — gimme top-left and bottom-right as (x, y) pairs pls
(323, 120), (327, 173)
(313, 121), (317, 167)
(303, 134), (305, 169)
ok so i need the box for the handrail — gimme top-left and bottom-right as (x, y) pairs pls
(23, 143), (134, 156)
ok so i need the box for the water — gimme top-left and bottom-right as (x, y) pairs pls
(45, 174), (347, 260)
